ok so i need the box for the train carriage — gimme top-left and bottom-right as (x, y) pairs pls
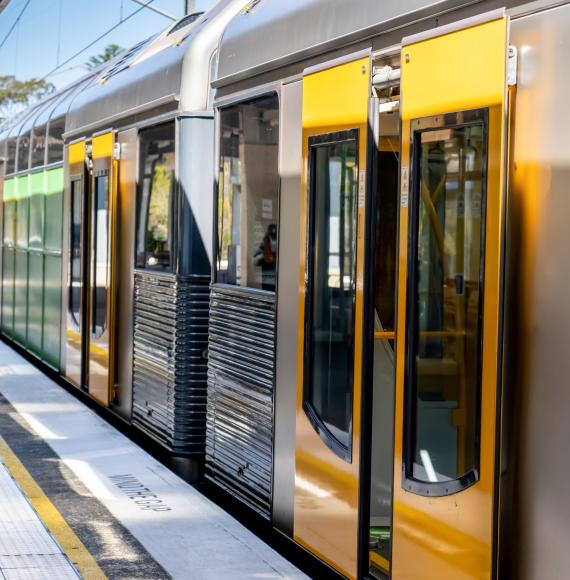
(1, 0), (570, 578)
(209, 0), (570, 578)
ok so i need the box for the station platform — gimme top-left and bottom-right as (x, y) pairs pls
(0, 341), (307, 580)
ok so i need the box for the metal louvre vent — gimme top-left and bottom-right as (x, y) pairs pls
(132, 270), (210, 455)
(98, 38), (150, 83)
(206, 285), (276, 517)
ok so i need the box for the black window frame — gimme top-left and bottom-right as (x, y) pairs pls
(69, 177), (83, 331)
(302, 129), (360, 464)
(91, 171), (109, 339)
(135, 121), (176, 273)
(214, 92), (281, 292)
(402, 108), (489, 497)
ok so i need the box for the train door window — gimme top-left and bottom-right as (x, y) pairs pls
(405, 111), (487, 494)
(91, 174), (109, 339)
(216, 94), (280, 291)
(6, 138), (16, 175)
(31, 124), (47, 168)
(70, 179), (82, 329)
(136, 123), (175, 271)
(369, 106), (399, 577)
(303, 131), (358, 461)
(17, 132), (31, 172)
(47, 116), (65, 165)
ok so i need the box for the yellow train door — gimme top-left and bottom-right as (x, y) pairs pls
(85, 132), (118, 406)
(392, 11), (513, 578)
(66, 140), (87, 388)
(293, 52), (370, 579)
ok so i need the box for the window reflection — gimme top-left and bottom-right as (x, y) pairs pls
(217, 94), (280, 291)
(410, 121), (486, 484)
(92, 175), (108, 339)
(136, 123), (175, 271)
(70, 180), (82, 329)
(305, 134), (358, 457)
(47, 117), (65, 165)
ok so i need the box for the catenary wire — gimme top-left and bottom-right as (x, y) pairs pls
(41, 0), (164, 80)
(0, 0), (32, 51)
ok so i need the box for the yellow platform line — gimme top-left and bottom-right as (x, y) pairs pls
(0, 435), (107, 580)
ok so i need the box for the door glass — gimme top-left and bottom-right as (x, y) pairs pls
(369, 108), (399, 578)
(136, 123), (175, 271)
(408, 120), (486, 486)
(92, 175), (109, 339)
(304, 133), (357, 458)
(70, 179), (82, 329)
(217, 94), (280, 290)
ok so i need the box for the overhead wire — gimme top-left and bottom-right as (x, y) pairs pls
(41, 0), (164, 80)
(0, 0), (32, 51)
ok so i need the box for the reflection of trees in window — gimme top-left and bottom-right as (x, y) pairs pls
(136, 123), (175, 271)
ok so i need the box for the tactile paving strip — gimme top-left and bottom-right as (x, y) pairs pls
(0, 463), (80, 579)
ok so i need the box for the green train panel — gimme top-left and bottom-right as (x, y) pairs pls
(27, 252), (43, 356)
(1, 247), (14, 337)
(1, 178), (16, 336)
(13, 250), (28, 345)
(1, 168), (63, 367)
(43, 254), (62, 368)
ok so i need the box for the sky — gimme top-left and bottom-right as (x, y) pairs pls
(0, 0), (216, 89)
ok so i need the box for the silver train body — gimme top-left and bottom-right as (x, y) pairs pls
(0, 0), (569, 578)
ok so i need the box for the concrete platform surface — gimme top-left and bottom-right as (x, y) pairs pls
(0, 461), (80, 579)
(0, 341), (307, 580)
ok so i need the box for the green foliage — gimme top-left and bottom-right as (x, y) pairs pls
(0, 75), (55, 124)
(85, 44), (124, 70)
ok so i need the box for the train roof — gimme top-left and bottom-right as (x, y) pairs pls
(215, 0), (482, 88)
(66, 0), (243, 138)
(0, 0), (243, 152)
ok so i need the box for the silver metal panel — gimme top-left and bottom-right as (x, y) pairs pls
(505, 6), (570, 578)
(114, 128), (137, 420)
(206, 285), (276, 517)
(132, 270), (210, 454)
(272, 79), (301, 536)
(215, 0), (479, 87)
(178, 116), (214, 272)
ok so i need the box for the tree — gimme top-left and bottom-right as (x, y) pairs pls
(85, 44), (124, 70)
(0, 76), (55, 124)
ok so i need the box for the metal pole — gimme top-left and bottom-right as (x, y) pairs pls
(185, 0), (197, 14)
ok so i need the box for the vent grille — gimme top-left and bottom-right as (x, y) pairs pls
(132, 270), (209, 455)
(206, 285), (276, 517)
(98, 38), (150, 83)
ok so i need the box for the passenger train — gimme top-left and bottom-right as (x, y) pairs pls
(0, 0), (568, 578)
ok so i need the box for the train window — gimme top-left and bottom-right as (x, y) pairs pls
(70, 179), (82, 329)
(216, 94), (280, 291)
(17, 132), (31, 172)
(405, 111), (487, 494)
(47, 116), (65, 164)
(6, 138), (16, 175)
(92, 174), (109, 339)
(31, 124), (47, 168)
(136, 123), (175, 271)
(303, 131), (358, 461)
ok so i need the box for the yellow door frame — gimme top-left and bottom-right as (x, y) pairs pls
(293, 52), (370, 579)
(392, 12), (511, 579)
